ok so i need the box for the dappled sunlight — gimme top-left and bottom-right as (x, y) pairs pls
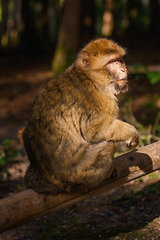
(0, 0), (160, 239)
(0, 55), (52, 140)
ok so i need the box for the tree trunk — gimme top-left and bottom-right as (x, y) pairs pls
(1, 141), (160, 233)
(101, 0), (114, 37)
(52, 0), (81, 76)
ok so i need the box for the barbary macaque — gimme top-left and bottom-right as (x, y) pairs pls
(23, 38), (139, 194)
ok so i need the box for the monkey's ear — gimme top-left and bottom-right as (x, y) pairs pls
(81, 51), (90, 66)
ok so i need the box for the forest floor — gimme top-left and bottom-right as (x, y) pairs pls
(1, 38), (160, 240)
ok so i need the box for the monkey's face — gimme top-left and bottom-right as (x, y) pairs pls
(106, 57), (128, 95)
(76, 38), (128, 96)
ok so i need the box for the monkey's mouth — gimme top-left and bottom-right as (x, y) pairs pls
(109, 78), (128, 95)
(114, 79), (128, 95)
(117, 79), (128, 87)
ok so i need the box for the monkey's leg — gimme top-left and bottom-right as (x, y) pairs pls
(73, 141), (116, 190)
(107, 119), (139, 149)
(24, 164), (65, 195)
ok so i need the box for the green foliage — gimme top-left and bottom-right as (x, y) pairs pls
(118, 94), (160, 151)
(0, 138), (20, 179)
(132, 62), (148, 71)
(2, 138), (12, 147)
(52, 42), (76, 76)
(0, 138), (19, 164)
(144, 94), (159, 109)
(132, 63), (160, 85)
(146, 72), (160, 85)
(114, 0), (150, 35)
(155, 124), (160, 137)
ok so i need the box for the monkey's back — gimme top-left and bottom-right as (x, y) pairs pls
(23, 65), (118, 193)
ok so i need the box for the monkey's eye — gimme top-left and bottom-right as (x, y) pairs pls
(107, 59), (116, 64)
(117, 58), (124, 64)
(107, 58), (124, 66)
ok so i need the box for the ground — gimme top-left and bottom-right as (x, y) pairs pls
(0, 40), (160, 239)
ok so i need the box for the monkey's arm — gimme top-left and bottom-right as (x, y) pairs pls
(107, 119), (139, 149)
(81, 115), (138, 149)
(81, 112), (139, 149)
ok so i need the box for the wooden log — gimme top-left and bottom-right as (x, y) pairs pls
(1, 141), (160, 233)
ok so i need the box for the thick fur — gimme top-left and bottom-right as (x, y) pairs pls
(23, 38), (139, 194)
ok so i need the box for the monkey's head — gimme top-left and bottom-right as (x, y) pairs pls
(76, 38), (128, 95)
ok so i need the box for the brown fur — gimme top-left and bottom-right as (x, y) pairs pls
(23, 38), (139, 194)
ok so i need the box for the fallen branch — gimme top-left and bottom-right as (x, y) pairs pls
(1, 141), (160, 233)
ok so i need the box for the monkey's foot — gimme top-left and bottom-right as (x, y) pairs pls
(110, 167), (118, 178)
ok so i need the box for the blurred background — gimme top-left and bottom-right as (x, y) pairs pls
(0, 0), (160, 58)
(1, 0), (160, 139)
(0, 0), (160, 68)
(1, 1), (160, 239)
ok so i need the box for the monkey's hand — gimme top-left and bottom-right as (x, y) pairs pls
(107, 120), (139, 149)
(125, 127), (139, 149)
